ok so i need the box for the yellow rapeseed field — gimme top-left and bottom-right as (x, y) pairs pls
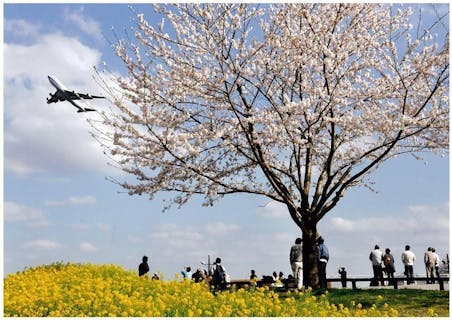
(4, 262), (398, 317)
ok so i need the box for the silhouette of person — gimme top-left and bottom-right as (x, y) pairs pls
(212, 257), (227, 289)
(250, 269), (259, 281)
(338, 267), (347, 288)
(192, 269), (207, 283)
(138, 256), (150, 276)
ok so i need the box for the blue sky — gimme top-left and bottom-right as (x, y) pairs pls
(3, 3), (449, 280)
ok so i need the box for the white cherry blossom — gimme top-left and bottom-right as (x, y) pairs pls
(93, 4), (449, 287)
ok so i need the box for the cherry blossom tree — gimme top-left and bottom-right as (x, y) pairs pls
(94, 4), (449, 288)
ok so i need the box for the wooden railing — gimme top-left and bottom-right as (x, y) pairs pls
(227, 276), (449, 291)
(327, 276), (449, 291)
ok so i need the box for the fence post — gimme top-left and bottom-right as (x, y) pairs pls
(393, 279), (398, 289)
(439, 277), (444, 291)
(352, 280), (357, 290)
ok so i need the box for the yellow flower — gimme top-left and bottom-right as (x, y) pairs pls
(3, 262), (402, 317)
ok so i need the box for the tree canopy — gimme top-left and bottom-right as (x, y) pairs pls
(93, 3), (449, 287)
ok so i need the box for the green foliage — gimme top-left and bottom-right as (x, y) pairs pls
(326, 288), (449, 317)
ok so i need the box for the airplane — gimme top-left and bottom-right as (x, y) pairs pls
(46, 75), (104, 113)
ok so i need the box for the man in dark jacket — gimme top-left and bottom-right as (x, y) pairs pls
(212, 257), (227, 289)
(317, 236), (329, 290)
(138, 256), (150, 276)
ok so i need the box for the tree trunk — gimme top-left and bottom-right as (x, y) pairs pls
(302, 221), (319, 289)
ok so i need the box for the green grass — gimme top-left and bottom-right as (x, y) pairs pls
(324, 288), (449, 317)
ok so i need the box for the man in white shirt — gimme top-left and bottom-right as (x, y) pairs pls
(369, 245), (384, 286)
(290, 237), (303, 289)
(424, 247), (436, 284)
(401, 245), (416, 284)
(432, 248), (440, 280)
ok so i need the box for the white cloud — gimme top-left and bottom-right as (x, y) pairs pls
(150, 224), (205, 248)
(272, 232), (295, 243)
(407, 203), (449, 231)
(64, 7), (104, 41)
(326, 202), (449, 234)
(27, 220), (54, 228)
(4, 201), (44, 222)
(328, 216), (391, 232)
(255, 201), (288, 218)
(4, 19), (42, 39)
(204, 222), (240, 236)
(46, 195), (97, 206)
(329, 217), (355, 232)
(23, 239), (62, 250)
(80, 242), (97, 252)
(70, 196), (97, 206)
(4, 24), (117, 177)
(320, 202), (449, 276)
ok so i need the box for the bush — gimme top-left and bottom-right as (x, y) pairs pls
(4, 262), (398, 317)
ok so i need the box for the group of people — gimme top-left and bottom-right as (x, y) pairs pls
(369, 245), (397, 286)
(139, 256), (228, 289)
(249, 270), (290, 287)
(289, 235), (329, 290)
(369, 244), (441, 286)
(138, 235), (330, 292)
(139, 240), (442, 291)
(138, 256), (160, 280)
(424, 247), (441, 284)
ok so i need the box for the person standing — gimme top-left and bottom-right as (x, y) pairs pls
(383, 248), (395, 285)
(181, 266), (192, 280)
(401, 245), (416, 284)
(424, 247), (436, 284)
(138, 256), (150, 277)
(192, 269), (207, 283)
(250, 269), (259, 282)
(212, 257), (227, 290)
(317, 236), (329, 290)
(432, 248), (440, 279)
(338, 267), (347, 288)
(369, 245), (384, 286)
(290, 237), (303, 289)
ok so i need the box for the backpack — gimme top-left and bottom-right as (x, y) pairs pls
(383, 255), (391, 266)
(213, 265), (226, 284)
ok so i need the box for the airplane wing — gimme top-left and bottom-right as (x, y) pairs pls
(66, 98), (96, 113)
(46, 91), (66, 104)
(47, 91), (97, 112)
(64, 90), (105, 100)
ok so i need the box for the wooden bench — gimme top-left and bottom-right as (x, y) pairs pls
(228, 278), (294, 289)
(228, 279), (255, 289)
